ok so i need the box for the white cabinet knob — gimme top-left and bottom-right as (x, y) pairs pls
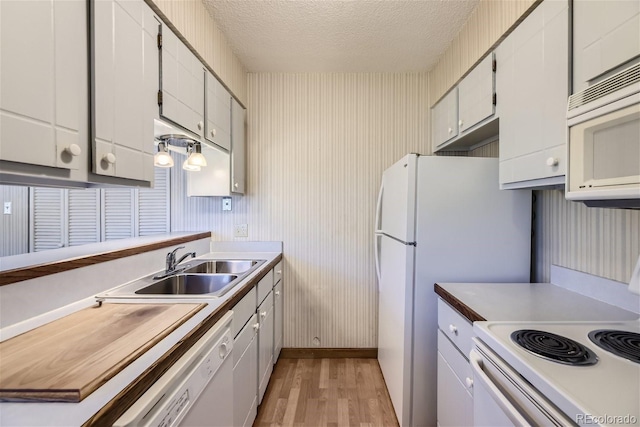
(448, 324), (458, 335)
(64, 144), (81, 156)
(197, 121), (203, 130)
(546, 157), (559, 167)
(234, 182), (239, 189)
(447, 127), (452, 134)
(277, 270), (282, 275)
(260, 311), (267, 318)
(219, 342), (228, 358)
(210, 129), (216, 137)
(275, 290), (281, 297)
(103, 153), (116, 164)
(465, 377), (474, 389)
(252, 323), (260, 331)
(458, 120), (463, 127)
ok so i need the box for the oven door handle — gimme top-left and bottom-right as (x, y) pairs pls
(470, 349), (531, 427)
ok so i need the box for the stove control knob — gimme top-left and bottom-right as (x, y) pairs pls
(448, 324), (458, 335)
(465, 377), (474, 389)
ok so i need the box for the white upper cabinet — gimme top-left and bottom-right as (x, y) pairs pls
(457, 54), (495, 134)
(0, 0), (86, 172)
(497, 0), (569, 189)
(92, 0), (157, 183)
(231, 99), (246, 195)
(205, 71), (232, 151)
(159, 26), (205, 138)
(432, 54), (497, 153)
(573, 0), (640, 94)
(432, 88), (459, 151)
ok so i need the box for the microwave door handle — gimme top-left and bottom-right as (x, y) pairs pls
(470, 350), (531, 427)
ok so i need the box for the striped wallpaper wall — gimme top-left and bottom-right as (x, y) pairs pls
(169, 73), (430, 347)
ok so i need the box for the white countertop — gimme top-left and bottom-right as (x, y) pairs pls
(0, 249), (282, 427)
(436, 282), (639, 322)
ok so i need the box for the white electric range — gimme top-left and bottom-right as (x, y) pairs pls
(473, 319), (640, 426)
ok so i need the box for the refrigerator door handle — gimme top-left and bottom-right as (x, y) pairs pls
(374, 181), (384, 284)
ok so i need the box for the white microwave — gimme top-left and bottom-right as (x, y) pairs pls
(567, 63), (640, 208)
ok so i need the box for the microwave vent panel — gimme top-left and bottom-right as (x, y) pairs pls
(568, 63), (640, 110)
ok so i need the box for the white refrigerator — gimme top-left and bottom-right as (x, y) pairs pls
(374, 154), (531, 427)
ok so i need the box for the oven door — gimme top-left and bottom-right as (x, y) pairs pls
(470, 339), (575, 427)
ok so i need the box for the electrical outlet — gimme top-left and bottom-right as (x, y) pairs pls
(234, 224), (248, 237)
(3, 202), (11, 215)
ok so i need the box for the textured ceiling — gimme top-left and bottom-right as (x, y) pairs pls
(202, 0), (479, 73)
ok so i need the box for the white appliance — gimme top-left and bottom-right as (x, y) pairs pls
(114, 311), (234, 427)
(567, 63), (640, 208)
(374, 154), (532, 427)
(472, 319), (640, 426)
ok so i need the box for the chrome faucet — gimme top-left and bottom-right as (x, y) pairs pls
(154, 246), (196, 279)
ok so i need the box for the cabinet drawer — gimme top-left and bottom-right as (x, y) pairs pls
(437, 298), (474, 357)
(232, 287), (256, 338)
(234, 313), (257, 367)
(273, 260), (283, 286)
(257, 270), (274, 305)
(438, 330), (473, 392)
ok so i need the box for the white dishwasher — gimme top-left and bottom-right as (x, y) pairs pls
(114, 311), (234, 427)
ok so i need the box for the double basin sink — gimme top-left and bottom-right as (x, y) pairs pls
(103, 259), (266, 298)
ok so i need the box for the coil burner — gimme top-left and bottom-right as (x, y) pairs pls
(588, 330), (640, 364)
(511, 329), (598, 366)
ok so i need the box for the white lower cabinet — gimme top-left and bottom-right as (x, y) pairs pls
(273, 280), (283, 363)
(230, 261), (282, 419)
(257, 291), (274, 404)
(233, 313), (259, 427)
(437, 299), (474, 427)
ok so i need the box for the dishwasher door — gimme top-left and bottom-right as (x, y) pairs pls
(114, 311), (234, 427)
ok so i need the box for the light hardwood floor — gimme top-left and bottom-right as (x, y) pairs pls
(254, 358), (399, 427)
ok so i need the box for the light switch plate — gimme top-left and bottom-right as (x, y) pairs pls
(222, 197), (232, 211)
(3, 202), (11, 215)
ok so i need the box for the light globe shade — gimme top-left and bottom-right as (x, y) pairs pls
(153, 143), (174, 168)
(186, 143), (207, 167)
(182, 158), (201, 171)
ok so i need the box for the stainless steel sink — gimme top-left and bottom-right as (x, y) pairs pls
(183, 259), (262, 274)
(98, 258), (267, 298)
(135, 274), (239, 296)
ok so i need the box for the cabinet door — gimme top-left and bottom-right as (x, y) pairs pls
(431, 88), (458, 151)
(205, 71), (231, 151)
(231, 98), (246, 194)
(437, 352), (473, 427)
(160, 26), (205, 137)
(234, 317), (258, 427)
(257, 292), (274, 404)
(573, 0), (640, 93)
(92, 0), (157, 182)
(0, 0), (86, 171)
(497, 0), (568, 189)
(458, 54), (495, 133)
(273, 280), (283, 364)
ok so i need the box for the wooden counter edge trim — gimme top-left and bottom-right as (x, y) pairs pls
(280, 348), (378, 359)
(434, 283), (486, 323)
(0, 232), (212, 287)
(83, 253), (283, 427)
